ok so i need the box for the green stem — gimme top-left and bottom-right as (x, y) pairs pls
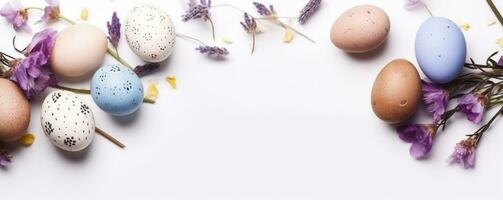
(274, 19), (316, 43)
(487, 0), (503, 27)
(107, 48), (133, 68)
(206, 16), (216, 41)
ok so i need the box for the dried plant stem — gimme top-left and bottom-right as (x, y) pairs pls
(274, 19), (316, 43)
(176, 33), (206, 46)
(95, 127), (125, 148)
(206, 17), (216, 41)
(52, 85), (156, 104)
(487, 0), (503, 27)
(251, 33), (256, 54)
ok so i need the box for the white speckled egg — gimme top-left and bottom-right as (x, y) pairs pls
(41, 90), (95, 152)
(125, 5), (176, 63)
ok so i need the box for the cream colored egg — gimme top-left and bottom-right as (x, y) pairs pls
(125, 5), (176, 63)
(330, 5), (390, 53)
(0, 79), (30, 142)
(50, 23), (108, 78)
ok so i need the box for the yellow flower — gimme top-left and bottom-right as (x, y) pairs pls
(166, 75), (177, 89)
(146, 83), (159, 101)
(80, 8), (89, 21)
(20, 133), (35, 146)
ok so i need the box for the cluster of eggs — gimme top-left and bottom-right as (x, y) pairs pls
(0, 4), (177, 151)
(330, 5), (466, 124)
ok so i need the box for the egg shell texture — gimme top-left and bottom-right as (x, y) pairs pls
(91, 64), (144, 116)
(330, 5), (390, 53)
(415, 17), (466, 84)
(50, 24), (108, 78)
(0, 79), (30, 142)
(41, 90), (95, 152)
(125, 5), (176, 63)
(371, 59), (422, 124)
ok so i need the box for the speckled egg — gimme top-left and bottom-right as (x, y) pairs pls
(91, 64), (144, 116)
(41, 90), (95, 152)
(415, 17), (466, 84)
(125, 5), (176, 63)
(50, 23), (108, 78)
(371, 59), (422, 124)
(330, 5), (390, 53)
(0, 79), (30, 142)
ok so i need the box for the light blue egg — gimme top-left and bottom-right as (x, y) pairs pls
(415, 17), (466, 84)
(91, 64), (144, 116)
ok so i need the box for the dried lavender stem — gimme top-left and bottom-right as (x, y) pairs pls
(251, 33), (256, 54)
(176, 33), (206, 46)
(487, 0), (503, 27)
(206, 17), (216, 41)
(95, 127), (125, 148)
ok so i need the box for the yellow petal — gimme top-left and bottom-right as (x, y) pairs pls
(20, 133), (35, 146)
(166, 75), (177, 89)
(459, 22), (470, 31)
(146, 83), (159, 100)
(80, 8), (89, 21)
(283, 28), (294, 43)
(222, 35), (233, 44)
(497, 37), (503, 48)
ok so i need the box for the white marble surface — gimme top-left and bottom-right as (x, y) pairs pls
(1, 0), (503, 199)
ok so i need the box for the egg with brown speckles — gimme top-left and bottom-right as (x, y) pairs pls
(0, 79), (30, 142)
(330, 5), (390, 53)
(50, 24), (108, 78)
(125, 5), (176, 63)
(371, 59), (421, 124)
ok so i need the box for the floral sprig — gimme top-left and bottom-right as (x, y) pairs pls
(107, 12), (121, 49)
(298, 0), (322, 25)
(182, 0), (216, 41)
(240, 13), (258, 54)
(0, 0), (30, 31)
(177, 33), (229, 59)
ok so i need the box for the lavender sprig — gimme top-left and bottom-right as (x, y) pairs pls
(196, 45), (229, 58)
(133, 63), (161, 77)
(107, 12), (121, 49)
(298, 0), (321, 25)
(253, 1), (275, 17)
(240, 13), (257, 54)
(182, 0), (216, 40)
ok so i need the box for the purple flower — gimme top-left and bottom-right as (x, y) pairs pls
(240, 13), (257, 33)
(39, 0), (59, 22)
(458, 93), (487, 124)
(133, 63), (160, 77)
(10, 29), (58, 100)
(497, 55), (503, 66)
(422, 80), (449, 122)
(253, 2), (275, 16)
(195, 45), (229, 58)
(0, 0), (30, 32)
(397, 124), (436, 159)
(298, 0), (321, 25)
(0, 150), (12, 167)
(449, 138), (476, 169)
(107, 12), (121, 49)
(405, 0), (423, 9)
(182, 0), (211, 22)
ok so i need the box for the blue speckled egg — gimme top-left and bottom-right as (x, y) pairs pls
(91, 64), (144, 116)
(415, 17), (466, 84)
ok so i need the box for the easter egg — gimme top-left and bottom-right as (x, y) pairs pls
(91, 64), (144, 116)
(415, 17), (466, 84)
(371, 59), (421, 124)
(40, 90), (95, 152)
(125, 5), (176, 63)
(330, 5), (390, 53)
(0, 79), (30, 142)
(50, 23), (108, 78)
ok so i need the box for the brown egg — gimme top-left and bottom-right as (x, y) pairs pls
(330, 5), (390, 53)
(371, 59), (421, 124)
(50, 23), (108, 78)
(0, 79), (30, 141)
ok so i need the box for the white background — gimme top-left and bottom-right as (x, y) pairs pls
(1, 0), (503, 199)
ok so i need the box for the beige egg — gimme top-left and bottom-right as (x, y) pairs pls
(371, 59), (421, 124)
(50, 23), (108, 78)
(0, 79), (30, 142)
(330, 5), (390, 53)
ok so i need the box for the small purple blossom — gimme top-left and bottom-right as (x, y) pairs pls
(404, 0), (423, 9)
(253, 2), (275, 16)
(39, 0), (60, 23)
(133, 63), (161, 77)
(240, 13), (257, 33)
(449, 138), (476, 169)
(422, 80), (449, 122)
(298, 0), (321, 25)
(182, 0), (211, 22)
(10, 29), (58, 100)
(0, 0), (30, 32)
(497, 55), (503, 66)
(107, 12), (121, 49)
(0, 150), (12, 167)
(195, 45), (229, 58)
(397, 124), (436, 159)
(458, 93), (487, 124)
